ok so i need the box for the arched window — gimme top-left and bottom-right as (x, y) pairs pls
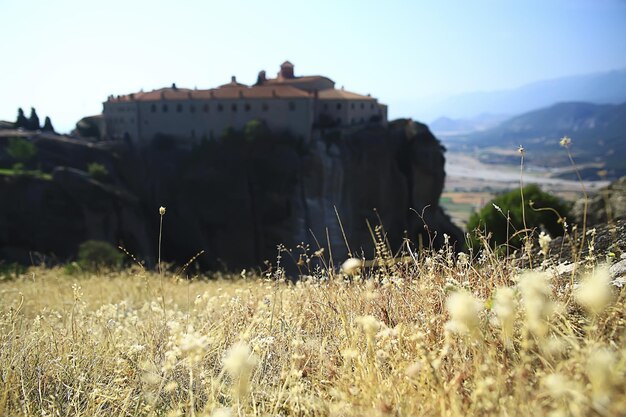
(336, 103), (342, 110)
(176, 104), (183, 112)
(231, 104), (237, 112)
(244, 103), (251, 112)
(217, 104), (224, 112)
(162, 104), (168, 112)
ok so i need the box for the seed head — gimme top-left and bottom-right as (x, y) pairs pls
(492, 287), (516, 343)
(575, 265), (613, 315)
(223, 342), (258, 378)
(559, 136), (572, 148)
(355, 315), (382, 338)
(159, 206), (166, 216)
(587, 347), (618, 407)
(538, 231), (552, 256)
(341, 258), (363, 276)
(444, 290), (483, 336)
(517, 271), (554, 337)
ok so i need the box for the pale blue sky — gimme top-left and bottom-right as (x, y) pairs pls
(1, 0), (625, 132)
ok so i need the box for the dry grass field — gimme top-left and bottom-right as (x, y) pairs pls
(1, 241), (625, 416)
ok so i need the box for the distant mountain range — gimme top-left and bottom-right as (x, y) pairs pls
(443, 102), (626, 179)
(430, 113), (511, 135)
(423, 68), (626, 121)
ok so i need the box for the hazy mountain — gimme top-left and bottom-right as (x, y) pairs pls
(426, 68), (626, 120)
(452, 102), (626, 179)
(430, 113), (511, 135)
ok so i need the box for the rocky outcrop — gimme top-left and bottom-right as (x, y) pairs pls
(572, 176), (626, 226)
(0, 120), (462, 272)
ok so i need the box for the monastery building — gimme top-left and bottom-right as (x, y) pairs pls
(102, 61), (387, 144)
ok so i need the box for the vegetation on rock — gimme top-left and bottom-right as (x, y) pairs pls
(467, 184), (570, 249)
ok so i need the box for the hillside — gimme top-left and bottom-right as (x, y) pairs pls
(446, 102), (626, 179)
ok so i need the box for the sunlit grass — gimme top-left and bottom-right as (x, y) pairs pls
(1, 246), (624, 416)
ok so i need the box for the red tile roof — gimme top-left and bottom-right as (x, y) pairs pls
(317, 89), (376, 101)
(107, 85), (312, 102)
(262, 75), (334, 86)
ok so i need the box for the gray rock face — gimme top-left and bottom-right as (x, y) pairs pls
(572, 176), (626, 226)
(0, 120), (463, 272)
(609, 259), (626, 279)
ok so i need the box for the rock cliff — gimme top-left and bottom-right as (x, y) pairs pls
(0, 120), (462, 272)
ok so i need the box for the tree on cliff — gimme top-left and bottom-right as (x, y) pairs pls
(42, 116), (55, 132)
(15, 108), (28, 129)
(27, 107), (40, 130)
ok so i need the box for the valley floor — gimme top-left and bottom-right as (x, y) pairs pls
(441, 151), (610, 228)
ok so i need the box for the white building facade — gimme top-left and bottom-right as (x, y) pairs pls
(103, 61), (388, 144)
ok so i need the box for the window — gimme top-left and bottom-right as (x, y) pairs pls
(289, 102), (296, 111)
(360, 103), (364, 110)
(162, 104), (168, 112)
(203, 104), (209, 112)
(190, 105), (196, 113)
(244, 103), (251, 112)
(151, 104), (156, 113)
(351, 103), (355, 110)
(323, 103), (328, 110)
(262, 103), (269, 112)
(336, 103), (342, 110)
(370, 103), (374, 109)
(232, 104), (237, 112)
(177, 104), (183, 113)
(218, 104), (224, 112)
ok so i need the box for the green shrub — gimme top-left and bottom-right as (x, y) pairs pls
(87, 162), (108, 181)
(77, 240), (124, 271)
(467, 184), (570, 249)
(7, 137), (37, 163)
